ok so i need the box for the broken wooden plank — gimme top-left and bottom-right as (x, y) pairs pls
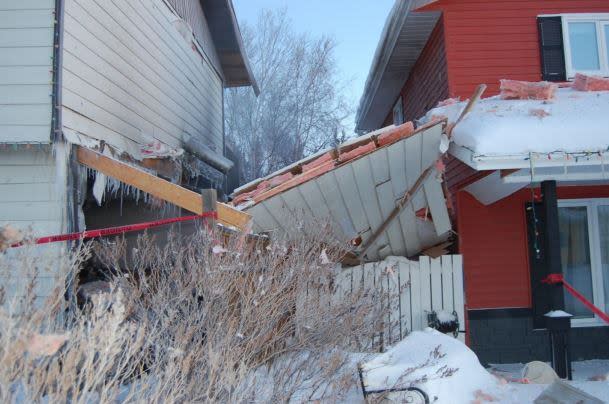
(76, 146), (251, 230)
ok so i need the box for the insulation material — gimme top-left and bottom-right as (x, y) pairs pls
(140, 138), (184, 159)
(573, 73), (609, 92)
(422, 87), (609, 157)
(377, 121), (415, 146)
(499, 79), (557, 100)
(302, 152), (335, 172)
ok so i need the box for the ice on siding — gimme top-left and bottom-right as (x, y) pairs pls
(421, 88), (609, 157)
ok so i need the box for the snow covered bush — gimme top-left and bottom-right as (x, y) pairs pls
(0, 218), (388, 403)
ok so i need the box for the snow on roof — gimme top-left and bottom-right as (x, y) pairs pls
(423, 87), (609, 158)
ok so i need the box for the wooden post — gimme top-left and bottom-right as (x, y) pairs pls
(542, 180), (565, 310)
(201, 189), (217, 226)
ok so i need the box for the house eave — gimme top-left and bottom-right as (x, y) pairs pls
(355, 1), (440, 132)
(203, 0), (259, 95)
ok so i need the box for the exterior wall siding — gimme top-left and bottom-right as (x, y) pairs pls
(165, 0), (222, 75)
(436, 0), (609, 99)
(0, 0), (55, 143)
(458, 185), (609, 310)
(386, 17), (449, 124)
(62, 0), (224, 155)
(468, 309), (609, 365)
(0, 147), (67, 301)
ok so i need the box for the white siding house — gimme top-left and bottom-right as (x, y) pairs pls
(0, 0), (256, 303)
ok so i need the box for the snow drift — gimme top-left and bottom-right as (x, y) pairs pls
(360, 328), (500, 403)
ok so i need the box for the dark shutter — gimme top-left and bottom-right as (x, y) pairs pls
(537, 16), (566, 82)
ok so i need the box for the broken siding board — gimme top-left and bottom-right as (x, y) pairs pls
(424, 176), (452, 236)
(63, 0), (224, 153)
(398, 260), (412, 339)
(63, 108), (142, 158)
(279, 187), (316, 221)
(248, 203), (279, 234)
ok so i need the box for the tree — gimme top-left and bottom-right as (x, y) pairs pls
(225, 9), (351, 184)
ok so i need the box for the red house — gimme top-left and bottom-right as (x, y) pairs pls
(357, 0), (609, 364)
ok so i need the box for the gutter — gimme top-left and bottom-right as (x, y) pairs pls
(52, 0), (64, 142)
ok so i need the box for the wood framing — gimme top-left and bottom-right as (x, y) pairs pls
(76, 146), (251, 230)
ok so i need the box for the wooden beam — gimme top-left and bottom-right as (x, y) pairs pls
(357, 165), (435, 260)
(76, 147), (251, 230)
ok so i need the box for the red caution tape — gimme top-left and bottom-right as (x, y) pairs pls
(9, 212), (217, 248)
(542, 273), (609, 325)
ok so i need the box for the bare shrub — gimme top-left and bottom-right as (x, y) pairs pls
(0, 218), (388, 403)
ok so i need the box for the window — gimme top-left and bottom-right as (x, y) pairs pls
(393, 97), (404, 126)
(558, 199), (609, 326)
(562, 14), (609, 78)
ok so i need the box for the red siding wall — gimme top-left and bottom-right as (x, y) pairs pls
(458, 185), (609, 309)
(430, 0), (609, 99)
(386, 17), (449, 124)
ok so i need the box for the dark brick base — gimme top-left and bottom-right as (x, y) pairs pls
(468, 308), (609, 365)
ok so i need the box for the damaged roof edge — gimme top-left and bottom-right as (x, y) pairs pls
(355, 0), (439, 132)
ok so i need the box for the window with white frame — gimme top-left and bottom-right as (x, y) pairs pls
(562, 14), (609, 78)
(558, 198), (609, 325)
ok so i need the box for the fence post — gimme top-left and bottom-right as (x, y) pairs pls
(201, 189), (218, 226)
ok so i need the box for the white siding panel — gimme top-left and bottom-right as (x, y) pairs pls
(0, 85), (51, 104)
(62, 0), (224, 154)
(0, 105), (52, 126)
(0, 0), (55, 10)
(0, 9), (54, 28)
(0, 148), (65, 298)
(0, 47), (53, 66)
(0, 1), (54, 144)
(0, 28), (53, 47)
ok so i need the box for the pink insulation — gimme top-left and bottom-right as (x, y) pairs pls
(499, 79), (557, 100)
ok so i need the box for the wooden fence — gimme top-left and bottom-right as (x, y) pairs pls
(326, 255), (465, 349)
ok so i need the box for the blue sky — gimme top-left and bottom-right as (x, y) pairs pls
(232, 0), (395, 132)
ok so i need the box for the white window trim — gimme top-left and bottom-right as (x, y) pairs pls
(560, 13), (609, 79)
(558, 198), (609, 327)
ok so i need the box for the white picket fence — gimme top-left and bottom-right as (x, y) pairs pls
(329, 255), (465, 349)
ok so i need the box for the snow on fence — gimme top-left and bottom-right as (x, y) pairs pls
(302, 255), (465, 351)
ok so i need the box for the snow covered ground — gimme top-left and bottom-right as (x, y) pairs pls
(356, 329), (609, 403)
